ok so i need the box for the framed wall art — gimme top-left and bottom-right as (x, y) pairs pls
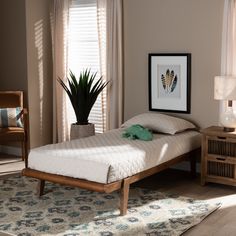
(148, 53), (191, 113)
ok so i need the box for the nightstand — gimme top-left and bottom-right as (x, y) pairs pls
(201, 126), (236, 186)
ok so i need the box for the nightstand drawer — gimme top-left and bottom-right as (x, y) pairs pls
(207, 161), (234, 178)
(207, 137), (236, 157)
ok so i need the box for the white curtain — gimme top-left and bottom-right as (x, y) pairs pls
(97, 0), (123, 130)
(221, 0), (236, 112)
(52, 0), (70, 142)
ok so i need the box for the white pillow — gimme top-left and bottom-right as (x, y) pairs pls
(122, 113), (196, 135)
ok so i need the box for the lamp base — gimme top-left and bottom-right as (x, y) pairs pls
(223, 127), (235, 132)
(220, 104), (236, 133)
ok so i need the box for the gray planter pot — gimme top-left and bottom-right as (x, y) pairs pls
(70, 123), (95, 140)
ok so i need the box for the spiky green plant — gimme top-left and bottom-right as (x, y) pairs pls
(58, 69), (109, 125)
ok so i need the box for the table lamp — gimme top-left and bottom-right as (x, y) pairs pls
(214, 76), (236, 132)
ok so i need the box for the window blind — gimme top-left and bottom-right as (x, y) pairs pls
(68, 0), (106, 133)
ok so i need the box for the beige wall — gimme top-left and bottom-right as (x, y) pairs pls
(25, 0), (53, 148)
(0, 0), (28, 104)
(123, 0), (224, 128)
(0, 0), (53, 152)
(0, 0), (28, 153)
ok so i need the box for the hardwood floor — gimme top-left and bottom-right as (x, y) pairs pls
(1, 154), (236, 235)
(0, 153), (24, 178)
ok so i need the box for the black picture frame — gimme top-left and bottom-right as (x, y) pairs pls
(148, 53), (191, 113)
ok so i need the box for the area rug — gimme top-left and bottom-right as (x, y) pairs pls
(0, 176), (220, 236)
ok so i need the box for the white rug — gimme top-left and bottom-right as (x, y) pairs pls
(0, 175), (220, 236)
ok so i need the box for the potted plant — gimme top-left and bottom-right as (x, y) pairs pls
(58, 69), (109, 139)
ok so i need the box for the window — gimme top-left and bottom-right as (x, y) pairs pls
(67, 0), (106, 133)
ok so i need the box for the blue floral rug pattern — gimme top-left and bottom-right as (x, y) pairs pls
(0, 176), (220, 236)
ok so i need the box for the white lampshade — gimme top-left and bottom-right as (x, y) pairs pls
(214, 76), (236, 100)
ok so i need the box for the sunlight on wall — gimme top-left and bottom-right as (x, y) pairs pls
(34, 19), (44, 140)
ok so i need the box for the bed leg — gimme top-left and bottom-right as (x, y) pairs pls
(190, 152), (197, 178)
(120, 179), (130, 216)
(37, 180), (45, 197)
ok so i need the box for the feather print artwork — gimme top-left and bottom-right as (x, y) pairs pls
(171, 76), (178, 92)
(161, 69), (178, 93)
(161, 74), (166, 90)
(166, 69), (171, 88)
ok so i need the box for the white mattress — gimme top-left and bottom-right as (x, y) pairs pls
(28, 129), (201, 184)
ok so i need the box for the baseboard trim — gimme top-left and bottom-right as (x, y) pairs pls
(0, 145), (22, 156)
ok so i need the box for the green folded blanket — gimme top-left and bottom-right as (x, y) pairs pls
(122, 124), (153, 141)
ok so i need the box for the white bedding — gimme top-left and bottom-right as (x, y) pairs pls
(28, 129), (201, 184)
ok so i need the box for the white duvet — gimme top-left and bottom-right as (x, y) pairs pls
(28, 129), (201, 184)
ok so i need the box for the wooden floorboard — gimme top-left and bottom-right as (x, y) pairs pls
(1, 154), (236, 235)
(0, 153), (24, 178)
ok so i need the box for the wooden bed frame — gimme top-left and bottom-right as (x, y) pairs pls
(22, 148), (200, 215)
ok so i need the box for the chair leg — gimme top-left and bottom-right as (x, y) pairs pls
(24, 140), (28, 167)
(37, 180), (45, 197)
(120, 179), (130, 216)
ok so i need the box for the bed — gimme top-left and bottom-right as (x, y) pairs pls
(22, 113), (201, 215)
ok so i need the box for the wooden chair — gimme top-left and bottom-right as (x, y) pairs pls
(0, 91), (29, 160)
